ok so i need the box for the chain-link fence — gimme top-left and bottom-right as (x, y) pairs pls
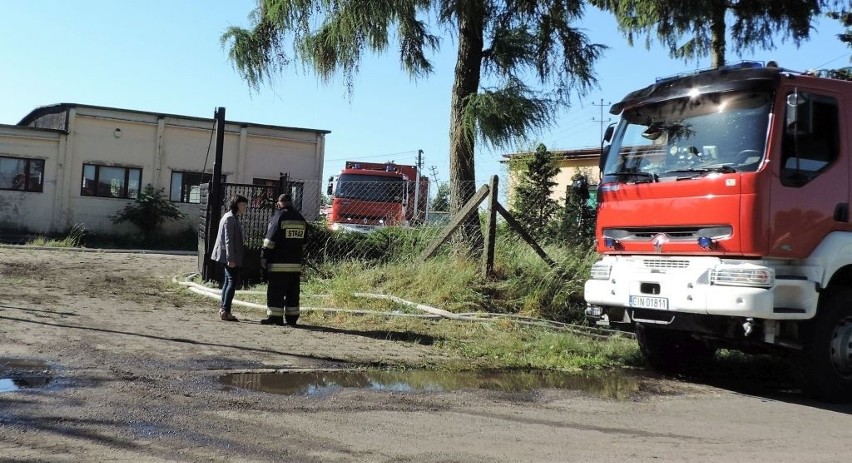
(304, 179), (477, 266)
(200, 178), (485, 279)
(201, 176), (598, 277)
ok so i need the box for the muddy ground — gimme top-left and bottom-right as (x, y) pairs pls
(1, 247), (851, 462)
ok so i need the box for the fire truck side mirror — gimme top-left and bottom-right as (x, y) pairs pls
(603, 124), (615, 143)
(786, 91), (812, 136)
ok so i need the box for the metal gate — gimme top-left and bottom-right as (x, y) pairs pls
(198, 174), (290, 285)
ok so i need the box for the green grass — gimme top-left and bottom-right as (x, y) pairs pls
(27, 224), (86, 248)
(23, 224), (197, 251)
(295, 231), (598, 322)
(225, 228), (639, 372)
(291, 311), (641, 371)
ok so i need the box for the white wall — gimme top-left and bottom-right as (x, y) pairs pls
(0, 105), (327, 235)
(0, 125), (61, 233)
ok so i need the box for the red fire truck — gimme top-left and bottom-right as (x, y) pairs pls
(584, 61), (852, 401)
(326, 161), (429, 232)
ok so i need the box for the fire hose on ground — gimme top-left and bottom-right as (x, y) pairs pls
(173, 273), (634, 340)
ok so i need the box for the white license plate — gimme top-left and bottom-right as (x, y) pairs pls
(629, 295), (668, 310)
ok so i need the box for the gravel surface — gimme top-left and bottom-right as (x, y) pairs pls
(1, 247), (851, 462)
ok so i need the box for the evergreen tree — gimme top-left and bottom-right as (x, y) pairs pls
(592, 0), (825, 68)
(510, 143), (560, 241)
(221, 0), (605, 246)
(559, 172), (596, 247)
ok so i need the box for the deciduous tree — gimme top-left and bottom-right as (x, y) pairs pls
(430, 182), (450, 212)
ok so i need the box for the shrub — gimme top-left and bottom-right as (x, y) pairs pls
(112, 184), (185, 242)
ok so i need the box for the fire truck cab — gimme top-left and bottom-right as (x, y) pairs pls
(584, 61), (852, 401)
(326, 161), (427, 233)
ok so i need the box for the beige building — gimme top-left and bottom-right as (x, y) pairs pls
(504, 146), (601, 204)
(0, 103), (329, 235)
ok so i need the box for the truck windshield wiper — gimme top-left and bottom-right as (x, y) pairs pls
(607, 171), (658, 183)
(664, 165), (737, 178)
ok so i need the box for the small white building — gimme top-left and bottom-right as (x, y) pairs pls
(0, 103), (329, 235)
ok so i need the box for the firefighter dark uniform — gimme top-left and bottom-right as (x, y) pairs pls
(260, 195), (306, 326)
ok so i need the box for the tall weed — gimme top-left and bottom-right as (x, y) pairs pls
(305, 225), (597, 323)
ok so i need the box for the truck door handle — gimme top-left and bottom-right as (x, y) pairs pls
(834, 203), (849, 222)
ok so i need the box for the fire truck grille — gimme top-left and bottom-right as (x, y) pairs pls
(643, 259), (690, 269)
(603, 226), (732, 242)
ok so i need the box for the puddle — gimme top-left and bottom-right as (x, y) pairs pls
(219, 369), (641, 400)
(0, 359), (52, 393)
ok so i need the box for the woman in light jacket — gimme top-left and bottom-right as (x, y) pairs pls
(211, 195), (248, 321)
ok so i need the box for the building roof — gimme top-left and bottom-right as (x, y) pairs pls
(17, 103), (331, 135)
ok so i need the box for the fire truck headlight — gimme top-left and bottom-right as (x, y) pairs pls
(589, 262), (612, 280)
(710, 264), (774, 288)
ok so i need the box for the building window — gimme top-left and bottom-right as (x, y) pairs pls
(252, 178), (304, 210)
(170, 171), (224, 203)
(81, 164), (141, 199)
(0, 156), (44, 192)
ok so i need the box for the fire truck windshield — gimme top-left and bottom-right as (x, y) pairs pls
(335, 174), (405, 203)
(604, 89), (774, 181)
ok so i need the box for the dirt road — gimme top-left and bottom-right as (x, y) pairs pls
(1, 248), (850, 462)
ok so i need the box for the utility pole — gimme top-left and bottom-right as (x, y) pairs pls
(414, 149), (424, 223)
(204, 107), (226, 281)
(592, 98), (612, 145)
(428, 165), (440, 185)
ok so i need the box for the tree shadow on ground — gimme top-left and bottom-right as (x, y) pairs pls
(662, 353), (852, 414)
(0, 311), (354, 366)
(294, 323), (439, 345)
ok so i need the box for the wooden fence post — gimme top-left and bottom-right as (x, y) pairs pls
(482, 176), (498, 278)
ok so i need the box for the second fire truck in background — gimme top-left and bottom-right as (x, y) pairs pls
(326, 161), (429, 232)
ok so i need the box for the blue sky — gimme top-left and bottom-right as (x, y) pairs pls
(1, 1), (849, 188)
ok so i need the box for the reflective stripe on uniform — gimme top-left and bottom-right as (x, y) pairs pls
(262, 238), (276, 249)
(268, 263), (301, 272)
(267, 307), (284, 316)
(285, 307), (300, 315)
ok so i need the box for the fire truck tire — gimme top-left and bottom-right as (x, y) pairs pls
(798, 288), (852, 403)
(636, 324), (715, 373)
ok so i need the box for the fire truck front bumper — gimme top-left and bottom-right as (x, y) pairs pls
(583, 256), (818, 323)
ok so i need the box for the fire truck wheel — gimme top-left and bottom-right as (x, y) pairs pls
(799, 288), (852, 403)
(636, 324), (716, 373)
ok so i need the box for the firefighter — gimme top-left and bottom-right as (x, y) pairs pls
(259, 194), (307, 326)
